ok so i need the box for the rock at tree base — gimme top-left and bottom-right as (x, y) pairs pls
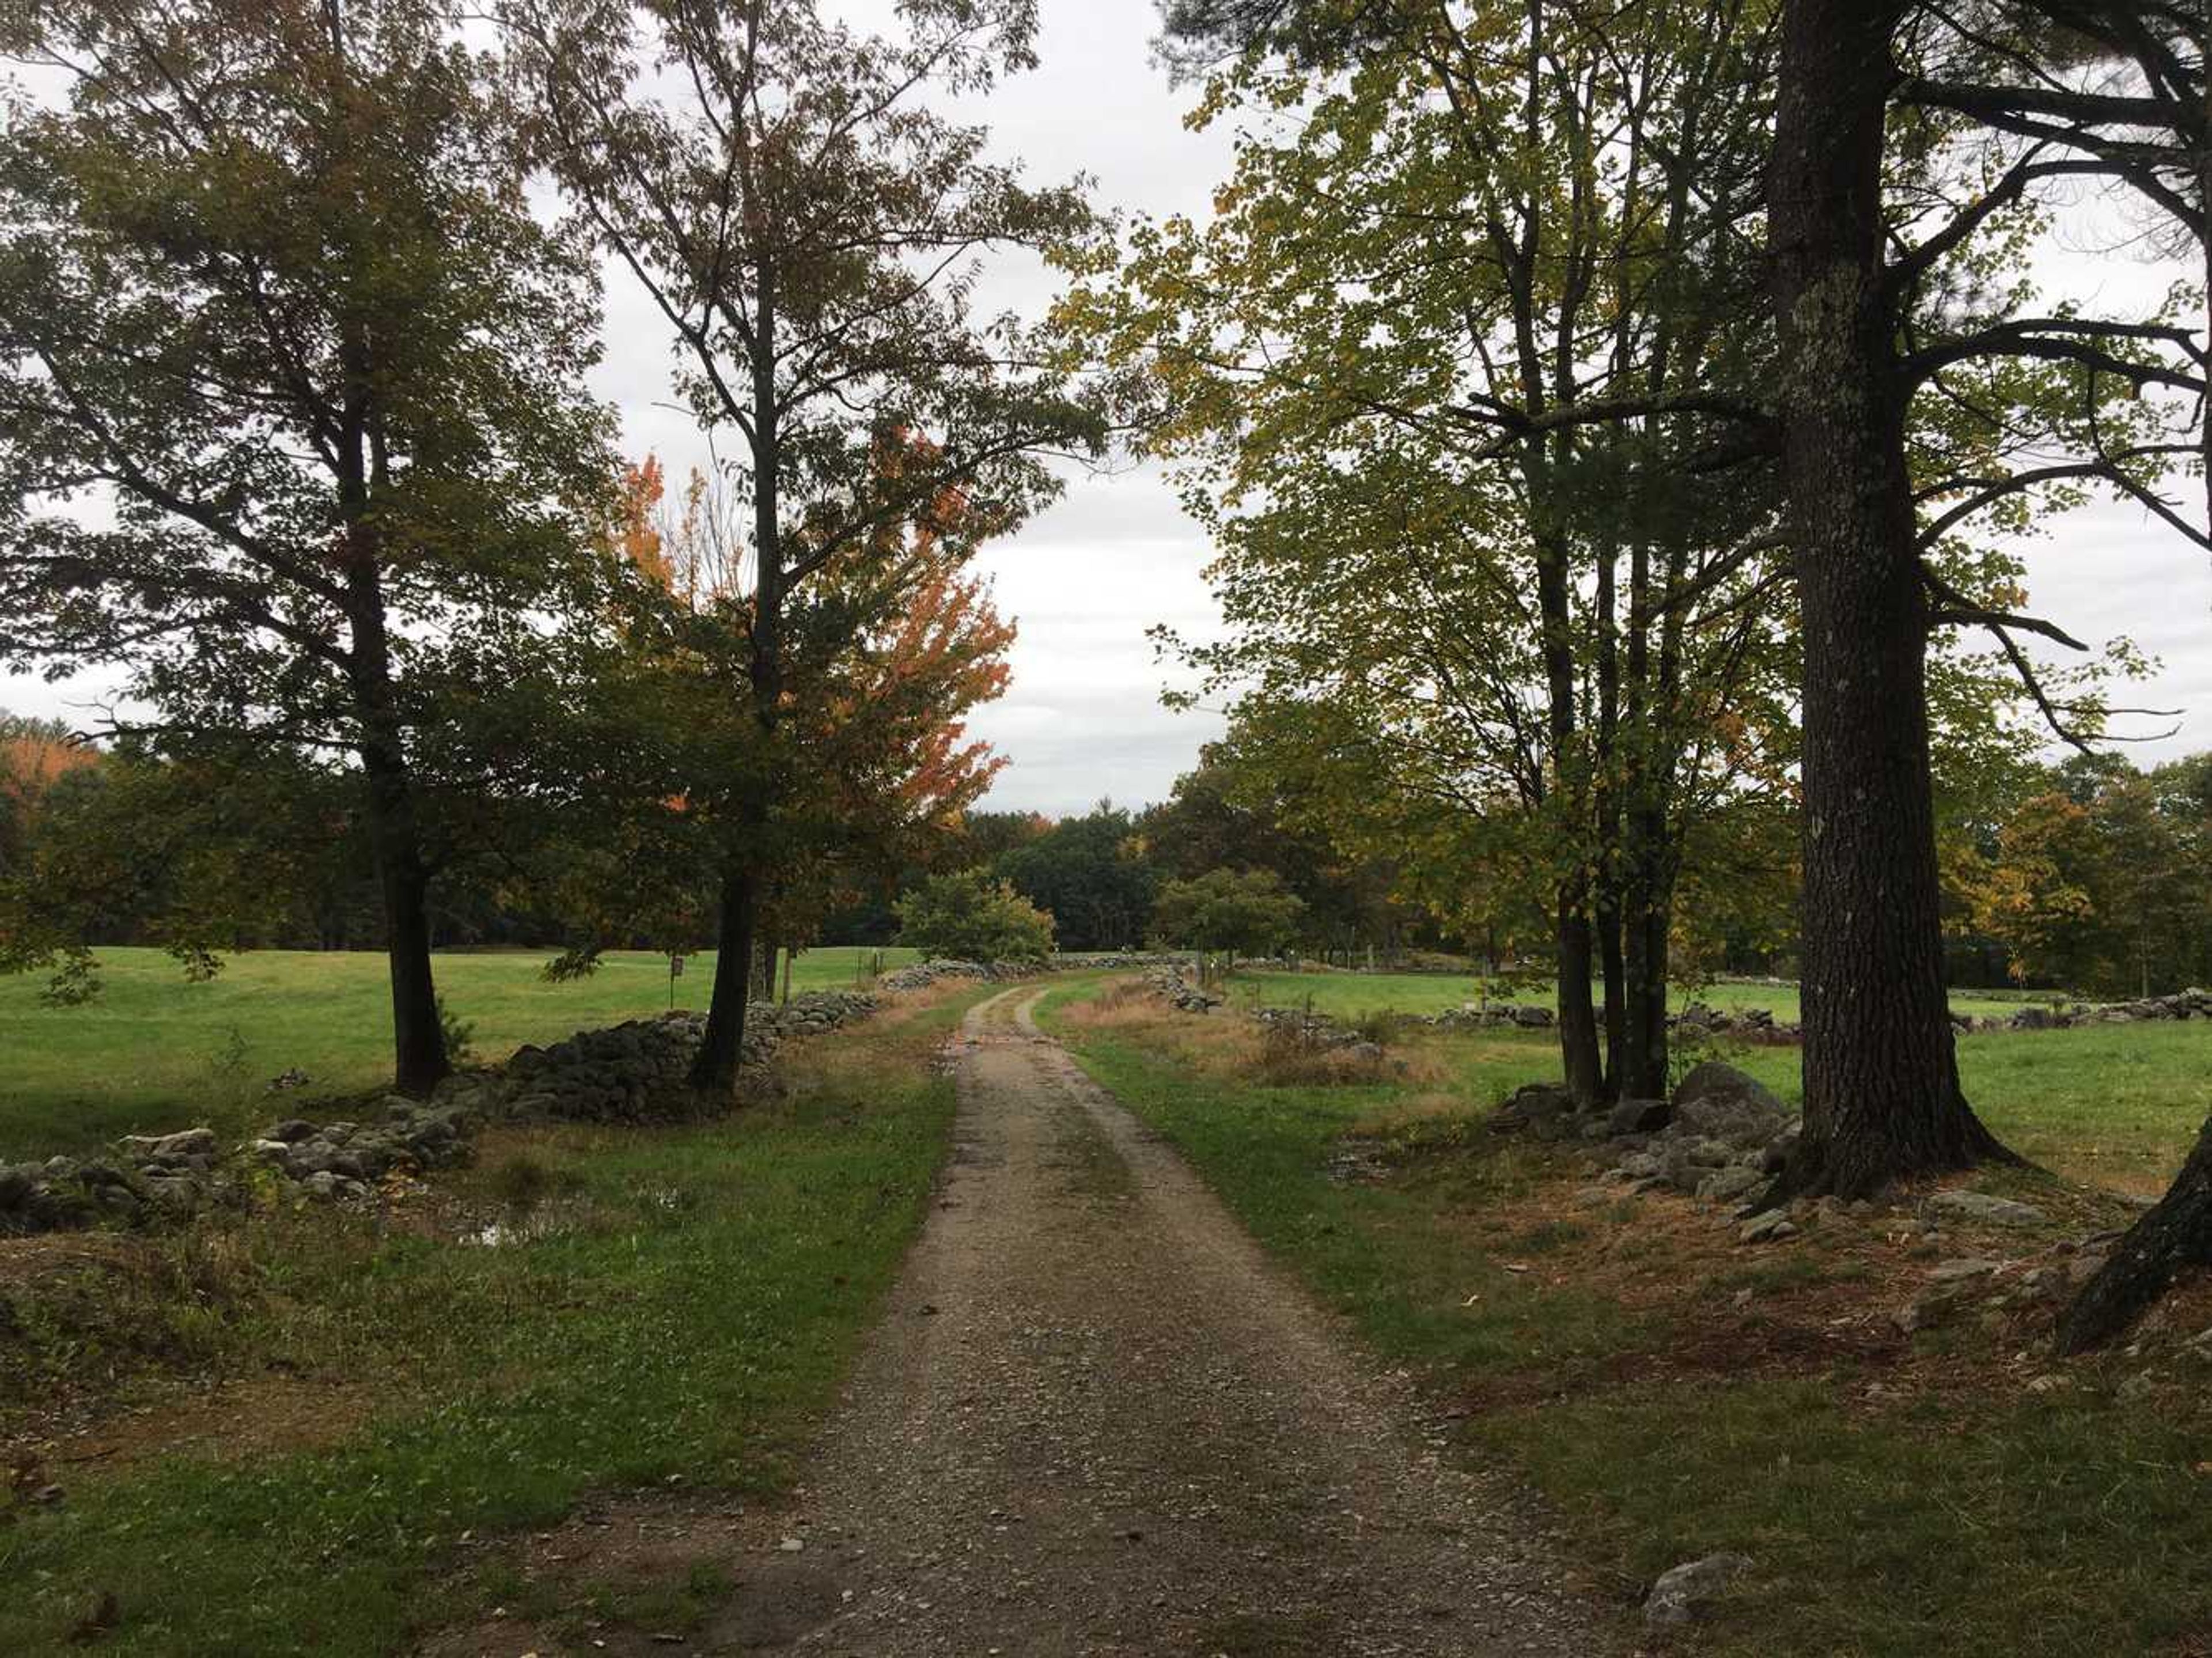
(1670, 1063), (1791, 1150)
(1922, 1190), (2049, 1229)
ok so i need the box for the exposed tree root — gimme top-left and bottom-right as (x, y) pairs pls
(2056, 1115), (2212, 1354)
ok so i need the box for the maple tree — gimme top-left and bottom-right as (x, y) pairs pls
(544, 445), (1024, 998)
(506, 0), (1106, 1085)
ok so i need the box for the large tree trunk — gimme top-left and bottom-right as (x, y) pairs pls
(1555, 896), (1606, 1106)
(690, 265), (784, 1093)
(1766, 0), (2012, 1198)
(690, 861), (760, 1091)
(358, 734), (448, 1097)
(2057, 1115), (2212, 1352)
(1618, 811), (1675, 1101)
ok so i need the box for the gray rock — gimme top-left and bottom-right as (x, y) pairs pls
(1645, 1553), (1752, 1628)
(1737, 1212), (1797, 1244)
(116, 1127), (217, 1163)
(1699, 1165), (1766, 1205)
(1894, 1262), (2005, 1333)
(1928, 1256), (2005, 1284)
(1922, 1190), (2049, 1229)
(1608, 1097), (1671, 1135)
(1488, 1082), (1578, 1135)
(1671, 1062), (1791, 1150)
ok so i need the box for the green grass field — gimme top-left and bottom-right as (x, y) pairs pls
(0, 983), (983, 1656)
(1213, 969), (2211, 1195)
(0, 945), (916, 1157)
(1221, 966), (2041, 1024)
(1036, 980), (2212, 1657)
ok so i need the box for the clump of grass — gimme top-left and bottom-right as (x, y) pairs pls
(487, 1149), (559, 1209)
(1054, 976), (1168, 1032)
(0, 1228), (266, 1418)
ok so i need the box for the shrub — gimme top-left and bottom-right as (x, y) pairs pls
(1149, 868), (1306, 957)
(894, 869), (1055, 962)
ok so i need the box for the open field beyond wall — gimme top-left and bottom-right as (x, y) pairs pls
(0, 945), (919, 1156)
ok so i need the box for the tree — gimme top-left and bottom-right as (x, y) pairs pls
(1096, 0), (1794, 1101)
(0, 0), (614, 1093)
(1149, 868), (1305, 959)
(507, 0), (1107, 1088)
(0, 712), (94, 873)
(995, 804), (1159, 952)
(1761, 2), (2202, 1197)
(895, 869), (1054, 962)
(0, 739), (387, 1000)
(544, 446), (1024, 995)
(1140, 737), (1406, 959)
(1156, 0), (2199, 1190)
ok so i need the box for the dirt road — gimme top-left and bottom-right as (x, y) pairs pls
(710, 986), (1604, 1656)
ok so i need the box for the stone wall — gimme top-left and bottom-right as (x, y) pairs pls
(0, 988), (880, 1236)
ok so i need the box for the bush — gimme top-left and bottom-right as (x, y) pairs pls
(894, 869), (1055, 962)
(1150, 868), (1306, 957)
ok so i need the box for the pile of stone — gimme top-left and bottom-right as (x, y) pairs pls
(1959, 987), (2212, 1032)
(1427, 1003), (1556, 1031)
(873, 952), (1196, 994)
(0, 1130), (230, 1233)
(0, 989), (882, 1235)
(1488, 1061), (1798, 1207)
(1147, 967), (1224, 1014)
(1671, 1002), (1802, 1044)
(877, 958), (1045, 993)
(1251, 1004), (1378, 1056)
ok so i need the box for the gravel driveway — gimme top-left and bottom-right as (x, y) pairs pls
(707, 985), (1606, 1656)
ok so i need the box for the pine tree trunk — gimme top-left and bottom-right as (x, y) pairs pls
(344, 556), (446, 1097)
(1766, 0), (2012, 1198)
(2057, 1115), (2212, 1352)
(690, 262), (784, 1093)
(1619, 823), (1674, 1101)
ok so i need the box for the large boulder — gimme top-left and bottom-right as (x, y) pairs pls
(1670, 1062), (1791, 1152)
(1487, 1082), (1578, 1135)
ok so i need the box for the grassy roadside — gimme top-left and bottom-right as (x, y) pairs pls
(0, 945), (920, 1156)
(1036, 978), (2212, 1657)
(0, 982), (983, 1657)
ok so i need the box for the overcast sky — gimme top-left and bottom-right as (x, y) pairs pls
(6, 0), (2207, 813)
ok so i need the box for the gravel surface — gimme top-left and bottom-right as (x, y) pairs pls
(712, 987), (1607, 1656)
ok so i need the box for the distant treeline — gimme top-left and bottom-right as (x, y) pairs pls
(6, 717), (2206, 1001)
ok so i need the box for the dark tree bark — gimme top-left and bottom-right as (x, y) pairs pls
(1554, 900), (1605, 1106)
(691, 859), (762, 1090)
(356, 720), (448, 1097)
(338, 292), (448, 1099)
(1765, 0), (2013, 1198)
(1618, 809), (1675, 1101)
(2058, 1115), (2212, 1352)
(690, 269), (783, 1093)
